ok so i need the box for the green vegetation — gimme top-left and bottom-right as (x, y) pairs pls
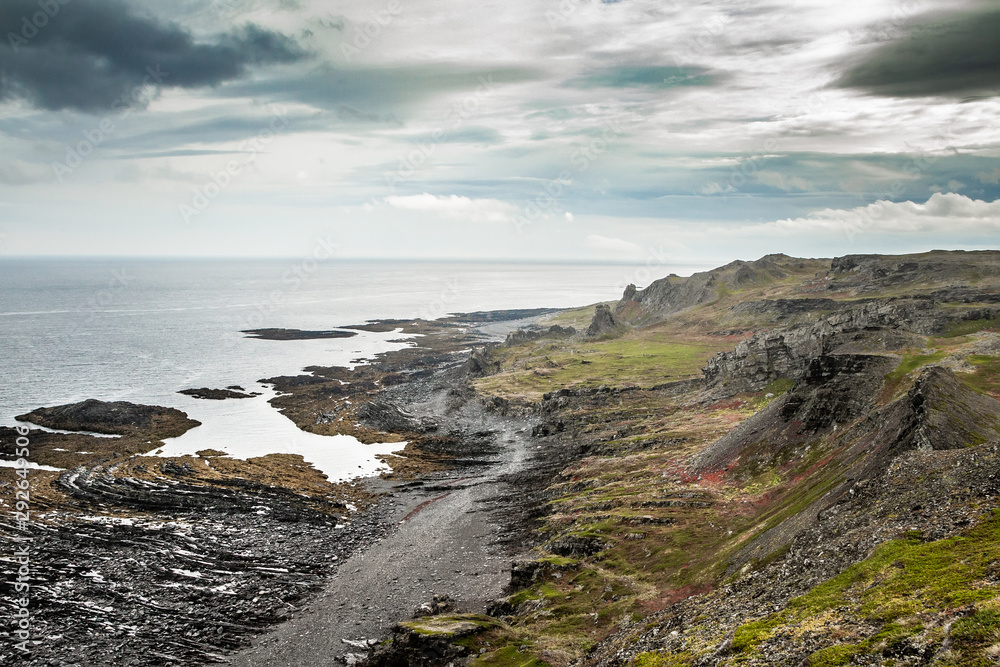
(632, 651), (694, 666)
(471, 645), (551, 666)
(944, 609), (1000, 665)
(474, 333), (729, 400)
(942, 318), (999, 338)
(881, 350), (948, 400)
(963, 355), (1000, 397)
(400, 614), (505, 637)
(731, 511), (1000, 663)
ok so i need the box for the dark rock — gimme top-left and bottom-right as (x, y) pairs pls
(461, 345), (500, 378)
(242, 328), (358, 340)
(503, 325), (576, 347)
(16, 399), (200, 438)
(585, 304), (623, 339)
(178, 387), (260, 400)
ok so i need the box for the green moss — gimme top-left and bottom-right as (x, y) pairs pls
(732, 511), (1000, 661)
(806, 643), (859, 666)
(471, 644), (551, 666)
(631, 650), (694, 666)
(942, 318), (998, 338)
(400, 614), (504, 637)
(538, 555), (579, 568)
(962, 355), (1000, 397)
(943, 609), (1000, 665)
(882, 350), (948, 399)
(758, 378), (796, 405)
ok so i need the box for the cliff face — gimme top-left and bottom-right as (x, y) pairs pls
(703, 297), (1000, 397)
(829, 249), (1000, 293)
(615, 249), (1000, 327)
(614, 254), (819, 324)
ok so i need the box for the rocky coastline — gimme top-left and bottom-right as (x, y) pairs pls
(0, 310), (554, 666)
(5, 250), (1000, 667)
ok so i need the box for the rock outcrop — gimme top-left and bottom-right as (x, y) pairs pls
(703, 297), (1000, 397)
(17, 399), (200, 438)
(614, 254), (821, 323)
(585, 304), (623, 338)
(828, 249), (1000, 293)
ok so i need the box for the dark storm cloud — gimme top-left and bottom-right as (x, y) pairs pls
(838, 6), (1000, 97)
(565, 65), (718, 89)
(0, 0), (307, 112)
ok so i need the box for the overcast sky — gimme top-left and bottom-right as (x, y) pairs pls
(0, 0), (998, 268)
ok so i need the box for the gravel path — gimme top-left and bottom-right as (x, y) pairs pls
(230, 397), (534, 666)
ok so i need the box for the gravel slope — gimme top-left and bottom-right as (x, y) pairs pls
(231, 386), (535, 666)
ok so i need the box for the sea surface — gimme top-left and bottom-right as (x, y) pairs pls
(0, 258), (647, 480)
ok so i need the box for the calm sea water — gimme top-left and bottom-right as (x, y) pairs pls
(0, 259), (646, 480)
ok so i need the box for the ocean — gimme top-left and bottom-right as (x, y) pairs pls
(0, 258), (645, 480)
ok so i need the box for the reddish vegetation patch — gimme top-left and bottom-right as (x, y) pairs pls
(641, 584), (714, 612)
(706, 398), (748, 411)
(400, 492), (450, 522)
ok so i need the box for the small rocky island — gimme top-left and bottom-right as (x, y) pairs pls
(241, 328), (359, 340)
(178, 387), (261, 400)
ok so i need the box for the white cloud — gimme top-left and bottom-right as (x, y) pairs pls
(584, 234), (644, 256)
(756, 171), (813, 192)
(383, 193), (517, 223)
(699, 181), (736, 195)
(978, 168), (1000, 185)
(748, 193), (1000, 235)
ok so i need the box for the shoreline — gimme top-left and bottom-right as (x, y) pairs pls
(0, 308), (559, 666)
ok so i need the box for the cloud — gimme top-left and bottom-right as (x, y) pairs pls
(220, 64), (536, 115)
(408, 126), (502, 145)
(699, 182), (736, 195)
(749, 193), (1000, 235)
(566, 66), (719, 89)
(979, 168), (1000, 185)
(383, 193), (517, 223)
(756, 171), (813, 192)
(838, 6), (1000, 98)
(0, 0), (307, 112)
(0, 159), (49, 185)
(584, 234), (644, 256)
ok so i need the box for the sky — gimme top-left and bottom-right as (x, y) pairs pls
(0, 0), (998, 269)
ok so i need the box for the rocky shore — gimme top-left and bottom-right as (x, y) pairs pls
(0, 310), (552, 666)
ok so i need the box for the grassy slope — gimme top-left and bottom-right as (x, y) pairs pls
(463, 258), (1000, 667)
(473, 327), (734, 402)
